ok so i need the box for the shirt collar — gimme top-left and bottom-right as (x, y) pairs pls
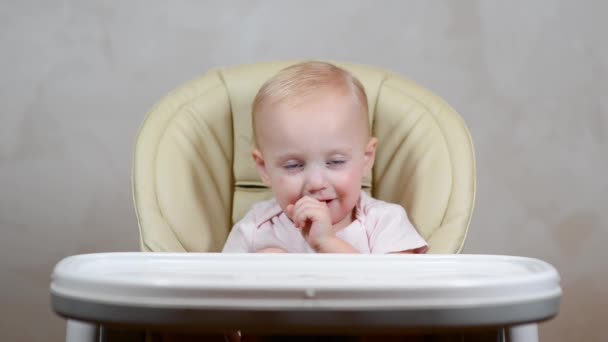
(253, 198), (284, 228)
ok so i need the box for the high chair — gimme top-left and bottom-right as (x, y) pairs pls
(132, 60), (476, 254)
(51, 62), (561, 342)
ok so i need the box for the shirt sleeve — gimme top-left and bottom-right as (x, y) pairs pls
(221, 213), (256, 253)
(366, 203), (428, 254)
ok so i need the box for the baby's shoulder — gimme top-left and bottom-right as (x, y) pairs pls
(234, 197), (282, 228)
(248, 197), (280, 213)
(359, 192), (406, 218)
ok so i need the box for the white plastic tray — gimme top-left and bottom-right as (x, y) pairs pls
(50, 253), (561, 331)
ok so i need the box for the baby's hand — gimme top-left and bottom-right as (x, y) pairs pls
(286, 196), (334, 249)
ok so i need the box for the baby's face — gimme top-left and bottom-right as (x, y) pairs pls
(253, 93), (376, 230)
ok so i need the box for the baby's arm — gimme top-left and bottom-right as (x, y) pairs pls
(310, 235), (359, 253)
(224, 226), (288, 253)
(222, 213), (256, 253)
(256, 247), (287, 253)
(391, 245), (429, 254)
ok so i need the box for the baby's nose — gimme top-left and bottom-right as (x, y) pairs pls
(304, 167), (328, 193)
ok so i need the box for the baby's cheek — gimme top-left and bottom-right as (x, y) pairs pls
(335, 169), (363, 193)
(275, 175), (301, 202)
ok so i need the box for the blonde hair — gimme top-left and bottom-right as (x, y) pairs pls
(252, 61), (369, 145)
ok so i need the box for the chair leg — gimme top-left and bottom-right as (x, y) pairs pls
(66, 319), (99, 342)
(505, 324), (538, 342)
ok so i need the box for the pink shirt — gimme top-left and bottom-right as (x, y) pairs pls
(222, 192), (428, 254)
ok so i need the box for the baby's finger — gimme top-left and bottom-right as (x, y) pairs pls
(286, 204), (295, 217)
(291, 207), (307, 228)
(296, 206), (321, 228)
(294, 199), (324, 214)
(295, 196), (321, 208)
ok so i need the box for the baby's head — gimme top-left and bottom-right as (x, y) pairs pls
(251, 61), (377, 229)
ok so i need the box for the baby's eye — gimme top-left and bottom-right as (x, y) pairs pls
(283, 161), (303, 170)
(327, 160), (346, 167)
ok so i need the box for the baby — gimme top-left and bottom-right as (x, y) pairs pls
(222, 61), (428, 254)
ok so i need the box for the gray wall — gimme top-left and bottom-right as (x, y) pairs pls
(1, 1), (606, 341)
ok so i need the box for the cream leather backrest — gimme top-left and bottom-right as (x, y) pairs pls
(132, 61), (475, 253)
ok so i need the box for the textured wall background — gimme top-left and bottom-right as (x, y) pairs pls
(1, 1), (606, 341)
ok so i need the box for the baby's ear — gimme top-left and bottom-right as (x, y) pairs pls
(252, 149), (271, 186)
(363, 137), (378, 175)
